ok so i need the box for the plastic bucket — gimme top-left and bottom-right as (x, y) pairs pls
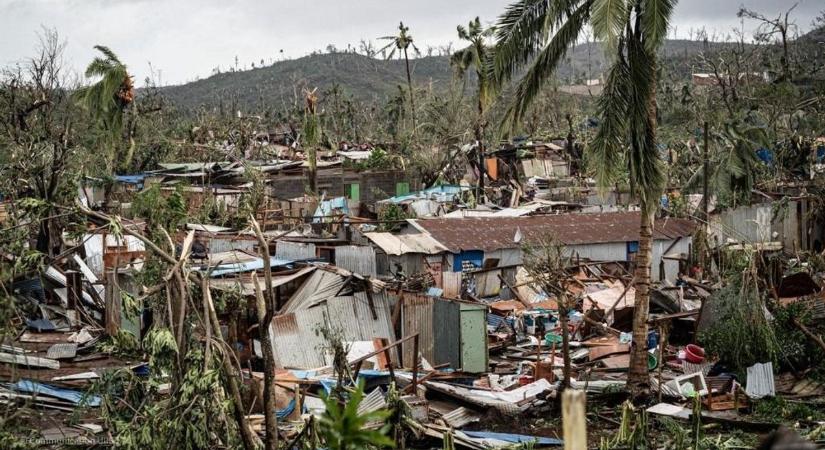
(684, 344), (705, 364)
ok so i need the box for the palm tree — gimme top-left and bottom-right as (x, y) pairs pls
(379, 22), (419, 134)
(75, 46), (134, 174)
(493, 0), (676, 393)
(452, 17), (496, 199)
(686, 120), (770, 207)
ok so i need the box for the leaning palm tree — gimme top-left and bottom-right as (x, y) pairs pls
(493, 0), (676, 394)
(75, 45), (134, 174)
(452, 17), (496, 198)
(379, 22), (419, 133)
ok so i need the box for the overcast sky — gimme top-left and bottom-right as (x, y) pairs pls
(1, 0), (822, 85)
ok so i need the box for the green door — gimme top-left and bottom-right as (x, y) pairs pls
(459, 304), (488, 373)
(395, 182), (410, 196)
(349, 183), (360, 201)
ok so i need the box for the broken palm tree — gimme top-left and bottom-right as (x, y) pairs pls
(250, 215), (279, 450)
(303, 87), (320, 195)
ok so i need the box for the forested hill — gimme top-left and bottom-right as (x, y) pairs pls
(154, 33), (820, 112)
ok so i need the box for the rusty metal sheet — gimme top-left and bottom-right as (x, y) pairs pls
(599, 354), (630, 370)
(442, 272), (462, 299)
(411, 212), (696, 252)
(588, 344), (630, 361)
(401, 294), (434, 368)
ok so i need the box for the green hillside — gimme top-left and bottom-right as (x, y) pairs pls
(154, 33), (821, 112)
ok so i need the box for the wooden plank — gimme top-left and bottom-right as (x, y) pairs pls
(373, 338), (390, 369)
(599, 354), (630, 370)
(0, 352), (60, 369)
(18, 332), (72, 344)
(588, 344), (630, 361)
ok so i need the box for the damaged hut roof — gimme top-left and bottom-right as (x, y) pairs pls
(363, 232), (448, 255)
(410, 211), (696, 252)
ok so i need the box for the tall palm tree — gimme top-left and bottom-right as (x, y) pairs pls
(75, 45), (134, 173)
(379, 22), (419, 134)
(493, 0), (676, 393)
(452, 17), (496, 198)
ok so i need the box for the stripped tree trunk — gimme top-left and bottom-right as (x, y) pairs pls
(308, 146), (317, 195)
(559, 293), (571, 388)
(250, 216), (279, 450)
(628, 207), (654, 391)
(562, 389), (587, 450)
(205, 279), (261, 450)
(403, 47), (416, 134)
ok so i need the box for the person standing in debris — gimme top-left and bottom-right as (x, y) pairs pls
(190, 238), (208, 263)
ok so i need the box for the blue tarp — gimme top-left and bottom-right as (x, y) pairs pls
(462, 431), (563, 446)
(26, 318), (56, 332)
(756, 148), (774, 165)
(205, 256), (294, 277)
(318, 370), (390, 394)
(10, 380), (101, 407)
(276, 398), (299, 419)
(115, 174), (146, 184)
(384, 185), (468, 204)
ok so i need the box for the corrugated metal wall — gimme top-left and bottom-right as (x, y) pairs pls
(651, 238), (691, 282)
(471, 270), (502, 297)
(83, 234), (145, 276)
(712, 203), (775, 244)
(270, 292), (395, 368)
(433, 300), (460, 368)
(711, 201), (807, 247)
(566, 242), (627, 262)
(208, 236), (256, 254)
(275, 241), (317, 260)
(401, 294), (435, 368)
(442, 272), (462, 298)
(483, 249), (523, 266)
(335, 245), (377, 276)
(270, 309), (328, 368)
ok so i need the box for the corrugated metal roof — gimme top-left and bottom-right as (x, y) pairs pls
(205, 255), (294, 277)
(411, 212), (696, 252)
(442, 407), (480, 428)
(364, 232), (448, 255)
(209, 266), (317, 296)
(381, 184), (469, 204)
(280, 269), (347, 313)
(335, 246), (377, 276)
(275, 241), (317, 260)
(746, 362), (775, 399)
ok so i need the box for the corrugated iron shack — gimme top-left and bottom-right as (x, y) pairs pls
(393, 292), (488, 373)
(403, 211), (696, 283)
